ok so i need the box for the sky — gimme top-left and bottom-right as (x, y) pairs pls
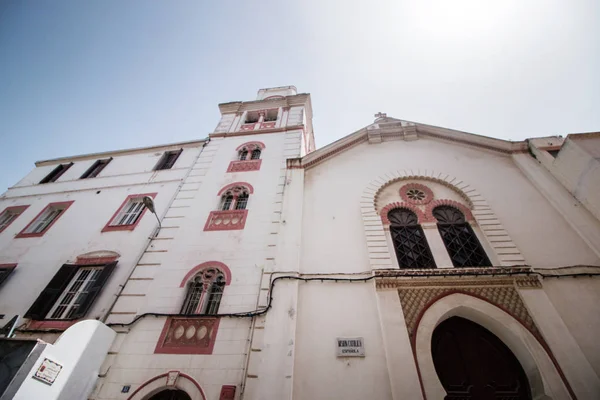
(0, 0), (599, 192)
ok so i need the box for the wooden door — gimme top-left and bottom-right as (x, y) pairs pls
(431, 317), (531, 400)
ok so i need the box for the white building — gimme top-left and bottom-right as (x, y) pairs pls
(1, 87), (599, 400)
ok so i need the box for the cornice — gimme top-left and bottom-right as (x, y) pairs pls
(35, 139), (207, 167)
(209, 125), (305, 139)
(218, 93), (311, 115)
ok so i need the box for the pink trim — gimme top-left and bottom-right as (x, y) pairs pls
(180, 261), (232, 287)
(101, 193), (157, 233)
(411, 290), (577, 400)
(217, 182), (254, 196)
(154, 317), (220, 355)
(0, 205), (29, 233)
(204, 210), (248, 231)
(380, 202), (428, 224)
(75, 256), (119, 265)
(26, 320), (77, 330)
(260, 122), (276, 129)
(425, 199), (474, 222)
(227, 159), (262, 173)
(399, 183), (434, 205)
(236, 141), (266, 151)
(220, 385), (236, 400)
(240, 124), (255, 131)
(16, 201), (74, 238)
(127, 372), (206, 400)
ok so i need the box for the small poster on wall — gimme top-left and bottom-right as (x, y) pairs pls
(33, 358), (63, 385)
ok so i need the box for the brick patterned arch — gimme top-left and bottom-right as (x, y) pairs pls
(426, 199), (475, 222)
(236, 141), (266, 151)
(380, 202), (428, 224)
(361, 170), (525, 268)
(217, 182), (254, 196)
(180, 261), (232, 287)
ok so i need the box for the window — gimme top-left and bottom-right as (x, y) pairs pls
(250, 149), (261, 160)
(181, 268), (225, 315)
(0, 205), (28, 233)
(80, 158), (111, 179)
(16, 201), (73, 238)
(0, 264), (16, 287)
(102, 193), (156, 232)
(388, 208), (436, 269)
(154, 149), (182, 171)
(39, 163), (73, 184)
(24, 262), (116, 320)
(219, 186), (250, 211)
(244, 111), (259, 124)
(263, 109), (278, 122)
(238, 149), (248, 161)
(433, 205), (491, 267)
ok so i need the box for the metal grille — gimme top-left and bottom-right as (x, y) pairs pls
(235, 193), (249, 210)
(112, 199), (145, 226)
(388, 208), (436, 269)
(47, 267), (102, 319)
(250, 149), (261, 160)
(204, 280), (224, 315)
(238, 150), (248, 160)
(181, 279), (203, 314)
(26, 208), (63, 234)
(433, 206), (492, 267)
(221, 195), (234, 211)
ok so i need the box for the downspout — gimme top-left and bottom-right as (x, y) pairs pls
(101, 138), (210, 323)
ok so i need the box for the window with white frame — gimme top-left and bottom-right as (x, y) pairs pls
(0, 207), (27, 233)
(24, 261), (117, 321)
(181, 267), (225, 315)
(237, 144), (263, 161)
(219, 186), (250, 211)
(109, 197), (146, 226)
(21, 204), (69, 235)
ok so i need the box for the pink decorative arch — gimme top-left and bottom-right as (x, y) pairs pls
(126, 371), (206, 400)
(236, 141), (266, 151)
(380, 202), (429, 224)
(399, 183), (434, 205)
(180, 261), (232, 287)
(217, 182), (254, 196)
(425, 199), (474, 222)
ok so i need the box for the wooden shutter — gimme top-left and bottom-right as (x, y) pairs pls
(0, 266), (16, 287)
(70, 261), (117, 319)
(24, 264), (78, 320)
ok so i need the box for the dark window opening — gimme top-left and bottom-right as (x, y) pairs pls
(433, 205), (491, 267)
(263, 109), (278, 122)
(155, 150), (182, 171)
(244, 112), (259, 124)
(388, 208), (436, 269)
(547, 149), (560, 158)
(238, 149), (248, 161)
(250, 149), (261, 160)
(235, 193), (249, 210)
(39, 163), (73, 184)
(80, 158), (111, 179)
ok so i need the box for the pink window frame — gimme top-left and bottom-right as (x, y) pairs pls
(0, 205), (29, 234)
(102, 193), (157, 232)
(16, 201), (74, 238)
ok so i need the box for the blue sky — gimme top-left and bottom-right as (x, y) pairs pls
(1, 0), (599, 192)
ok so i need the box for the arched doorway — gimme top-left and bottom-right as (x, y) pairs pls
(432, 316), (531, 400)
(147, 389), (191, 400)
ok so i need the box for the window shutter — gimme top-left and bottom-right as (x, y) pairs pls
(70, 261), (117, 319)
(0, 266), (16, 287)
(24, 264), (78, 320)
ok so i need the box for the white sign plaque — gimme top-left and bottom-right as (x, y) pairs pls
(33, 358), (63, 385)
(336, 337), (365, 357)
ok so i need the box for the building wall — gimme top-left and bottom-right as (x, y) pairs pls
(292, 136), (600, 399)
(0, 144), (203, 340)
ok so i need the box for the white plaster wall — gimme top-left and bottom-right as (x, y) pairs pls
(543, 278), (600, 378)
(0, 146), (202, 338)
(293, 282), (393, 400)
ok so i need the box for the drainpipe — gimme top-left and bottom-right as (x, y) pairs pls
(101, 138), (210, 323)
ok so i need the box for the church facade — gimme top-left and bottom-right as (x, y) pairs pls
(0, 87), (599, 400)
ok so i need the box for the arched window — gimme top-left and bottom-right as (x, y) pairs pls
(238, 149), (248, 161)
(250, 148), (261, 160)
(433, 205), (491, 267)
(219, 186), (250, 211)
(388, 208), (436, 269)
(181, 267), (226, 315)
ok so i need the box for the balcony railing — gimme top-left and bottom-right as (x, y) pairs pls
(204, 209), (248, 231)
(227, 159), (262, 173)
(154, 317), (220, 354)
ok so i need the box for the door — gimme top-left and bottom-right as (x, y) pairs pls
(431, 316), (531, 400)
(147, 389), (191, 400)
